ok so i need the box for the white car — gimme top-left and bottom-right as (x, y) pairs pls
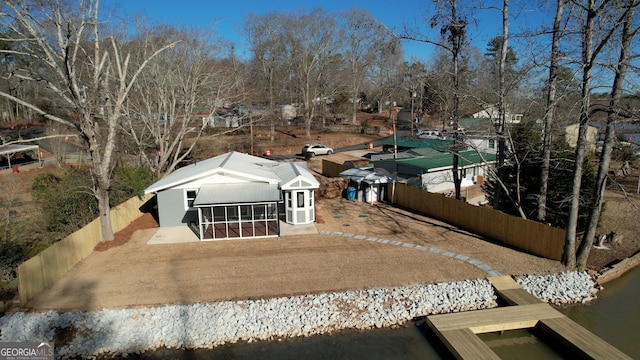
(302, 143), (333, 156)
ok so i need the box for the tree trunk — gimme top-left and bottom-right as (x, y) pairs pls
(576, 2), (635, 267)
(563, 0), (597, 269)
(563, 0), (625, 268)
(450, 0), (464, 200)
(538, 0), (565, 222)
(96, 184), (114, 241)
(495, 0), (510, 209)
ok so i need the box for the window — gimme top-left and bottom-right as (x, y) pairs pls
(297, 192), (305, 208)
(185, 190), (197, 209)
(226, 205), (239, 221)
(202, 207), (212, 222)
(240, 205), (252, 221)
(489, 139), (496, 149)
(267, 203), (278, 219)
(213, 207), (226, 222)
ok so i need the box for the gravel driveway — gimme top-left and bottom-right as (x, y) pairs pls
(25, 197), (564, 311)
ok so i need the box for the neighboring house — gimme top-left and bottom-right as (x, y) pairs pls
(203, 110), (240, 128)
(373, 150), (497, 194)
(381, 136), (454, 153)
(368, 147), (443, 161)
(471, 105), (523, 124)
(565, 123), (598, 153)
(458, 117), (500, 154)
(144, 152), (320, 241)
(464, 133), (498, 155)
(279, 104), (297, 121)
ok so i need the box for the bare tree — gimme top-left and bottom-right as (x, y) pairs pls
(243, 13), (287, 115)
(563, 0), (627, 267)
(537, 0), (568, 222)
(366, 39), (403, 117)
(341, 8), (395, 125)
(282, 9), (339, 138)
(124, 25), (236, 178)
(402, 0), (469, 200)
(0, 0), (175, 241)
(576, 0), (639, 268)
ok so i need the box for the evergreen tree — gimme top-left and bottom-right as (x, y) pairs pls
(484, 121), (596, 231)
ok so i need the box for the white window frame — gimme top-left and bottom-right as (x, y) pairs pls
(184, 189), (198, 210)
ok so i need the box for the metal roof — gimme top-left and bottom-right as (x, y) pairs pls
(0, 144), (39, 156)
(381, 136), (454, 151)
(339, 168), (392, 184)
(145, 151), (319, 194)
(272, 161), (320, 189)
(193, 183), (281, 206)
(374, 150), (496, 171)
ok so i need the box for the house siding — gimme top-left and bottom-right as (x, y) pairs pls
(157, 189), (197, 227)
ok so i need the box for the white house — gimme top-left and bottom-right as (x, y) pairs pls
(565, 123), (599, 153)
(373, 150), (496, 194)
(471, 106), (522, 124)
(144, 152), (320, 241)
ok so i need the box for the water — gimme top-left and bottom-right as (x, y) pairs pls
(557, 265), (640, 358)
(131, 266), (640, 359)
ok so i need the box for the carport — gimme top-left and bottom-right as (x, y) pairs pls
(0, 144), (40, 170)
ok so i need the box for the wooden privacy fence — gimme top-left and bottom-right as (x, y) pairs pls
(17, 195), (152, 305)
(322, 159), (350, 178)
(389, 183), (565, 261)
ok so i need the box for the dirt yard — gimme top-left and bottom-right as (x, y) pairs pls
(26, 196), (565, 311)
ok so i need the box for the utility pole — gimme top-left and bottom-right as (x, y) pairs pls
(410, 91), (416, 136)
(249, 110), (254, 155)
(393, 107), (399, 159)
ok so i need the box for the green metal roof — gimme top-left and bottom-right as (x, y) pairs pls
(381, 136), (454, 151)
(374, 150), (496, 171)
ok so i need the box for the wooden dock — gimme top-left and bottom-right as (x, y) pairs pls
(425, 276), (632, 360)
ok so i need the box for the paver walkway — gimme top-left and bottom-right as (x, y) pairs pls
(319, 230), (502, 277)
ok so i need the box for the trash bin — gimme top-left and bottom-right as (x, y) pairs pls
(346, 187), (356, 200)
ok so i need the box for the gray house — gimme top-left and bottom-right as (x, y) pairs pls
(144, 151), (320, 241)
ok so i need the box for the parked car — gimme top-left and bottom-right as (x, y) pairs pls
(301, 143), (333, 156)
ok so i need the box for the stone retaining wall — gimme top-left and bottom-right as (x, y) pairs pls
(0, 272), (598, 359)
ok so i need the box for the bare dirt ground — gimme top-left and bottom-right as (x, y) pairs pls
(26, 197), (565, 311)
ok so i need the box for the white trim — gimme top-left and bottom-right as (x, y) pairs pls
(184, 189), (198, 211)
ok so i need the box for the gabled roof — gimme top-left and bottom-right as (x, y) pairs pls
(144, 152), (317, 194)
(374, 150), (496, 172)
(272, 161), (320, 190)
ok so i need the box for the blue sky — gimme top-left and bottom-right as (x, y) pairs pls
(106, 0), (549, 62)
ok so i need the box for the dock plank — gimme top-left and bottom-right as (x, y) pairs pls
(496, 288), (542, 305)
(488, 275), (521, 290)
(538, 317), (633, 360)
(437, 328), (500, 360)
(427, 303), (562, 333)
(489, 276), (542, 305)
